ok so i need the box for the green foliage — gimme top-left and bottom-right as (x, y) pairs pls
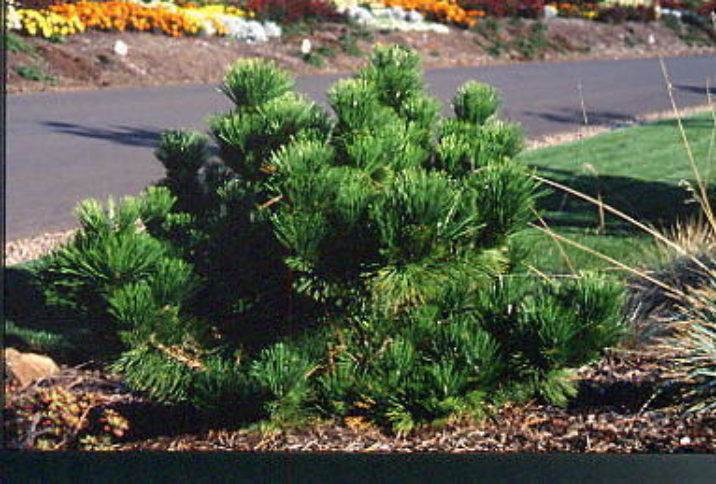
(5, 320), (73, 356)
(471, 273), (626, 405)
(358, 45), (423, 110)
(301, 51), (326, 67)
(472, 19), (555, 60)
(34, 45), (628, 431)
(302, 271), (625, 431)
(43, 200), (169, 315)
(250, 343), (316, 422)
(39, 188), (210, 363)
(14, 64), (56, 83)
(111, 346), (249, 410)
(466, 162), (541, 245)
(155, 130), (210, 182)
(220, 58), (295, 110)
(436, 118), (523, 176)
(452, 81), (501, 125)
(315, 45), (336, 58)
(5, 32), (36, 55)
(210, 91), (331, 180)
(338, 27), (367, 57)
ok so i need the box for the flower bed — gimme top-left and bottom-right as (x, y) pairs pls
(7, 0), (282, 41)
(341, 4), (453, 32)
(9, 0), (713, 43)
(380, 0), (483, 26)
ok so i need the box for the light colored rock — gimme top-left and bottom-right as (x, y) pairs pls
(301, 38), (312, 55)
(113, 40), (129, 57)
(5, 347), (60, 388)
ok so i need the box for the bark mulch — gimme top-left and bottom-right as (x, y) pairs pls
(6, 349), (713, 452)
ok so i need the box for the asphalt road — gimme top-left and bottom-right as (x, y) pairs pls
(6, 55), (716, 240)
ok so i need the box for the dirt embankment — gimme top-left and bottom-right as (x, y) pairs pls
(7, 18), (716, 94)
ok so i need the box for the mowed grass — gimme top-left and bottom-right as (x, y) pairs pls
(518, 111), (716, 274)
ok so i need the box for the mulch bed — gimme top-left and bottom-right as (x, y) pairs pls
(5, 349), (714, 452)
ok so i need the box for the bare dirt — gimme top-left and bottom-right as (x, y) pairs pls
(7, 18), (716, 94)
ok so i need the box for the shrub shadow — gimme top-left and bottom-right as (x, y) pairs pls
(533, 165), (715, 232)
(4, 266), (104, 364)
(674, 84), (716, 96)
(43, 121), (162, 148)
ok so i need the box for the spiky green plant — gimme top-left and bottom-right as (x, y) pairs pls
(219, 58), (295, 110)
(452, 81), (501, 126)
(35, 45), (627, 430)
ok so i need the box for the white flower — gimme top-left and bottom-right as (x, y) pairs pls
(339, 4), (446, 34)
(6, 5), (22, 31)
(406, 10), (423, 23)
(200, 20), (216, 37)
(346, 6), (374, 24)
(544, 5), (558, 19)
(661, 8), (682, 19)
(430, 24), (450, 34)
(263, 21), (282, 38)
(245, 20), (269, 43)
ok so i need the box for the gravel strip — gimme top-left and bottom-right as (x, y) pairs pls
(5, 105), (712, 267)
(5, 229), (76, 266)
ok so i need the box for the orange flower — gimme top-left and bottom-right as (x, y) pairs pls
(49, 1), (202, 37)
(381, 0), (478, 27)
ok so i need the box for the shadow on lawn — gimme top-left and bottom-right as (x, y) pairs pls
(43, 121), (162, 148)
(4, 266), (110, 365)
(5, 268), (259, 441)
(534, 165), (715, 232)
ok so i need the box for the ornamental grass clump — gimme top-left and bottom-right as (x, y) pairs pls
(39, 45), (626, 431)
(668, 280), (716, 413)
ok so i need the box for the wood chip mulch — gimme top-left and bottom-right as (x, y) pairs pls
(7, 349), (710, 453)
(111, 405), (714, 453)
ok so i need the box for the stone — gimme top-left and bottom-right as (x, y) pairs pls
(300, 39), (312, 55)
(113, 40), (128, 57)
(4, 347), (60, 388)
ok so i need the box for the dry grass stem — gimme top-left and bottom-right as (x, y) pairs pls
(530, 207), (577, 274)
(528, 222), (689, 301)
(659, 57), (716, 232)
(533, 174), (713, 275)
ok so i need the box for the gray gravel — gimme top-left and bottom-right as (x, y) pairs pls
(5, 229), (76, 266)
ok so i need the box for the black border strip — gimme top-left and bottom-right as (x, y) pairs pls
(2, 452), (716, 483)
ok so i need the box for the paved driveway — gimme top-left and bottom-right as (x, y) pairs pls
(6, 55), (715, 240)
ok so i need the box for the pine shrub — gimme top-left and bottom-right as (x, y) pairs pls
(40, 45), (627, 431)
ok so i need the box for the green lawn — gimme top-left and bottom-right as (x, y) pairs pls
(518, 111), (716, 273)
